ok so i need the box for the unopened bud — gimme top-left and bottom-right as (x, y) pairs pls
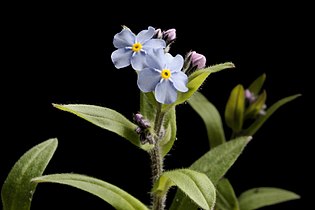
(154, 28), (163, 39)
(163, 29), (176, 44)
(183, 51), (206, 73)
(245, 89), (256, 103)
(133, 112), (151, 129)
(190, 51), (206, 69)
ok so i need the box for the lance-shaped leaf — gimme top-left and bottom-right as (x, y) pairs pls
(188, 91), (226, 148)
(241, 94), (301, 136)
(53, 104), (153, 151)
(170, 136), (251, 210)
(191, 136), (251, 183)
(159, 107), (177, 157)
(1, 138), (58, 210)
(153, 169), (216, 210)
(32, 173), (149, 210)
(238, 187), (300, 210)
(248, 73), (266, 96)
(140, 91), (157, 123)
(175, 62), (235, 105)
(215, 178), (239, 210)
(225, 84), (245, 133)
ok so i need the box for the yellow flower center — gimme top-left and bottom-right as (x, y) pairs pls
(161, 69), (171, 79)
(132, 42), (142, 52)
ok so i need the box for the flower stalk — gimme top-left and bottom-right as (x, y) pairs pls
(150, 103), (167, 210)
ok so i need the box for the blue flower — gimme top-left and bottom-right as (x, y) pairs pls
(137, 49), (188, 104)
(111, 26), (166, 71)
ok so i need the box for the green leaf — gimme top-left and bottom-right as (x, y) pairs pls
(241, 94), (301, 136)
(153, 169), (216, 210)
(190, 136), (251, 184)
(53, 104), (153, 151)
(1, 138), (58, 210)
(216, 178), (239, 210)
(225, 84), (245, 133)
(175, 62), (235, 105)
(170, 136), (251, 210)
(248, 73), (266, 96)
(238, 187), (300, 210)
(160, 107), (177, 157)
(140, 91), (157, 123)
(32, 173), (149, 210)
(188, 91), (226, 148)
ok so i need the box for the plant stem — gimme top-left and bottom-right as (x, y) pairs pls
(150, 103), (166, 210)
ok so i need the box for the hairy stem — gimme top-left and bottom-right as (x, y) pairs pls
(150, 103), (166, 210)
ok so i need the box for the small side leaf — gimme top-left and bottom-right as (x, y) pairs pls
(32, 173), (149, 210)
(225, 84), (245, 133)
(170, 136), (251, 210)
(238, 187), (300, 210)
(175, 62), (235, 105)
(215, 178), (239, 210)
(160, 107), (177, 157)
(248, 73), (266, 96)
(188, 91), (226, 148)
(140, 91), (157, 123)
(1, 138), (58, 210)
(53, 104), (153, 151)
(153, 169), (216, 210)
(241, 94), (301, 136)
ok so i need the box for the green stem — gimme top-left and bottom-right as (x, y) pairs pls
(150, 103), (166, 210)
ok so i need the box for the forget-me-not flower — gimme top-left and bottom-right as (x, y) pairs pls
(111, 26), (166, 71)
(137, 49), (188, 104)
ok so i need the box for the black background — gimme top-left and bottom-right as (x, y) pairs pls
(1, 2), (312, 209)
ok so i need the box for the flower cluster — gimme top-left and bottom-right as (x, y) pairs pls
(111, 26), (206, 104)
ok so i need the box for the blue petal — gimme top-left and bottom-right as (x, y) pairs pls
(146, 49), (166, 70)
(137, 68), (161, 92)
(113, 29), (135, 48)
(155, 80), (178, 104)
(143, 39), (166, 49)
(168, 54), (184, 72)
(172, 72), (188, 92)
(136, 26), (155, 44)
(111, 48), (132, 69)
(164, 53), (173, 65)
(131, 52), (147, 70)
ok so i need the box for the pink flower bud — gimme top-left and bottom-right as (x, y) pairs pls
(245, 89), (256, 103)
(189, 51), (206, 69)
(163, 29), (176, 43)
(133, 112), (150, 128)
